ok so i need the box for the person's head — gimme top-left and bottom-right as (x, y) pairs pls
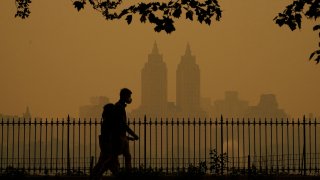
(120, 88), (132, 104)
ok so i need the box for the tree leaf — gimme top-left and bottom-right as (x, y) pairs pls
(148, 13), (156, 23)
(205, 0), (212, 5)
(173, 8), (182, 18)
(152, 4), (158, 11)
(295, 14), (302, 29)
(288, 21), (296, 31)
(198, 14), (204, 23)
(316, 55), (320, 64)
(275, 18), (285, 27)
(313, 24), (320, 31)
(309, 51), (316, 60)
(100, 2), (107, 8)
(186, 10), (193, 20)
(154, 24), (163, 32)
(294, 0), (304, 12)
(190, 0), (198, 8)
(140, 14), (147, 23)
(126, 15), (132, 24)
(164, 22), (175, 33)
(215, 8), (222, 21)
(310, 50), (320, 63)
(73, 1), (85, 11)
(164, 18), (176, 34)
(88, 0), (95, 5)
(205, 18), (211, 25)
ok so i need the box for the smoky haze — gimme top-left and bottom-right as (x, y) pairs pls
(0, 0), (319, 119)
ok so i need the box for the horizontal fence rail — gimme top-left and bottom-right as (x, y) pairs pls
(0, 116), (320, 176)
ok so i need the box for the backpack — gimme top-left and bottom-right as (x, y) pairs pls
(101, 103), (116, 137)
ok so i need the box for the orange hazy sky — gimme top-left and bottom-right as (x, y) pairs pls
(0, 0), (319, 118)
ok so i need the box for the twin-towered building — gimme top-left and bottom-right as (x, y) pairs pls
(129, 42), (289, 119)
(130, 42), (205, 119)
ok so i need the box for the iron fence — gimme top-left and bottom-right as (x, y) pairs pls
(0, 116), (320, 176)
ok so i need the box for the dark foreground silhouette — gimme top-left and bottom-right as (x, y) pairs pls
(91, 88), (139, 179)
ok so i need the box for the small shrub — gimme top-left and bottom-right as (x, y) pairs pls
(184, 161), (207, 176)
(209, 148), (228, 175)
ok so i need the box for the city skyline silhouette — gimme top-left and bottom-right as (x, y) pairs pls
(0, 39), (317, 119)
(78, 42), (290, 120)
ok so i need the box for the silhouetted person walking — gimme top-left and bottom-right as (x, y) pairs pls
(91, 88), (138, 179)
(113, 88), (139, 171)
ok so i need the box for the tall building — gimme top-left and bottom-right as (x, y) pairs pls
(176, 43), (203, 117)
(23, 106), (32, 119)
(138, 41), (168, 118)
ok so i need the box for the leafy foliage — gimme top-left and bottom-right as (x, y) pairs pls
(209, 148), (228, 175)
(14, 0), (221, 34)
(186, 161), (207, 176)
(274, 0), (320, 64)
(15, 0), (31, 19)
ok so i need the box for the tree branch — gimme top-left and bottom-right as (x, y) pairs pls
(14, 0), (222, 34)
(274, 0), (320, 64)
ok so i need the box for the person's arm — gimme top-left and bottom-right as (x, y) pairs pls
(125, 125), (139, 140)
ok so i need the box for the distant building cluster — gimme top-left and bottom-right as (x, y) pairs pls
(0, 106), (33, 120)
(79, 96), (109, 119)
(78, 42), (290, 120)
(211, 91), (288, 119)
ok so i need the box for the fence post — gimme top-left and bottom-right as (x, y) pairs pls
(248, 155), (251, 176)
(67, 115), (70, 175)
(144, 115), (147, 170)
(303, 115), (306, 176)
(220, 115), (223, 175)
(1, 118), (3, 171)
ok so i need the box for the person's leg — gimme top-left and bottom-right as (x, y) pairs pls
(92, 136), (113, 179)
(108, 156), (120, 175)
(91, 152), (110, 180)
(122, 138), (132, 171)
(92, 136), (106, 178)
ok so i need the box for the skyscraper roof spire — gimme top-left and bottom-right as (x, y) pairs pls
(152, 41), (159, 54)
(185, 42), (191, 55)
(23, 106), (31, 119)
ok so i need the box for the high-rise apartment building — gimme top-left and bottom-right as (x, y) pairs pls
(139, 42), (168, 117)
(176, 43), (202, 117)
